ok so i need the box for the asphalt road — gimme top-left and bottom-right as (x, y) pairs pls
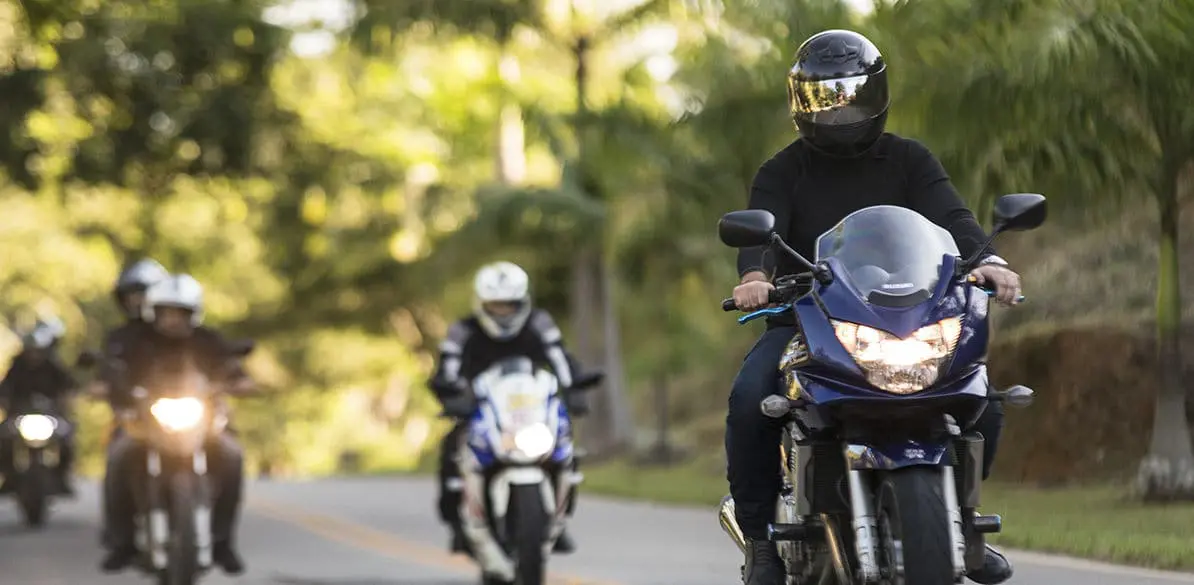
(0, 477), (1190, 585)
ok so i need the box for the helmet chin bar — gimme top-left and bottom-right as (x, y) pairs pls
(797, 108), (889, 158)
(476, 304), (532, 340)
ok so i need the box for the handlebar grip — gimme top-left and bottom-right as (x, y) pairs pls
(723, 288), (785, 312)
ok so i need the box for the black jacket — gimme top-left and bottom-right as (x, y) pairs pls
(737, 134), (994, 279)
(430, 309), (578, 399)
(105, 324), (244, 409)
(0, 353), (76, 414)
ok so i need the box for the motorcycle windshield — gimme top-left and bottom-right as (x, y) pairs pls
(815, 206), (959, 307)
(474, 357), (557, 428)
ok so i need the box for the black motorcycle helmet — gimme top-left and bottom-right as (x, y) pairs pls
(787, 29), (890, 157)
(113, 258), (169, 319)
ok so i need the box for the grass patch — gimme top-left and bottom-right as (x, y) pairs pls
(582, 461), (1194, 572)
(984, 484), (1194, 571)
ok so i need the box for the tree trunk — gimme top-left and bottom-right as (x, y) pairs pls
(570, 250), (610, 453)
(1136, 167), (1194, 500)
(597, 258), (634, 453)
(495, 49), (526, 185)
(647, 370), (675, 464)
(567, 28), (626, 456)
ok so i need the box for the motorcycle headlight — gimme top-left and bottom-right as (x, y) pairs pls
(501, 422), (555, 460)
(149, 397), (205, 432)
(16, 414), (56, 442)
(833, 317), (962, 394)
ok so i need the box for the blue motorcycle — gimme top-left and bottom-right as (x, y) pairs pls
(716, 194), (1046, 585)
(455, 357), (602, 585)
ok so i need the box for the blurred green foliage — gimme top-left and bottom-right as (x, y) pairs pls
(0, 0), (1192, 484)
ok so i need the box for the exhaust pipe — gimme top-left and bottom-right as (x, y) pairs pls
(718, 495), (747, 553)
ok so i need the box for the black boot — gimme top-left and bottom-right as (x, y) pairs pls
(743, 538), (784, 585)
(552, 527), (576, 554)
(100, 544), (138, 573)
(967, 544), (1013, 584)
(448, 523), (471, 555)
(58, 470), (75, 497)
(213, 541), (245, 575)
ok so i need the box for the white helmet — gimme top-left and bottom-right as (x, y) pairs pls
(22, 316), (65, 350)
(472, 261), (532, 340)
(142, 273), (205, 326)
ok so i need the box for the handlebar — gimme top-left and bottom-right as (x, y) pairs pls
(722, 276), (1024, 313)
(722, 289), (785, 312)
(967, 275), (1027, 303)
(722, 280), (796, 312)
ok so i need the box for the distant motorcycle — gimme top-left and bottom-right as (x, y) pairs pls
(716, 194), (1046, 584)
(455, 357), (602, 585)
(111, 340), (253, 585)
(1, 392), (72, 527)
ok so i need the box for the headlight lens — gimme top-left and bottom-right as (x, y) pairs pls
(502, 422), (555, 460)
(16, 415), (56, 442)
(833, 317), (962, 394)
(150, 397), (205, 432)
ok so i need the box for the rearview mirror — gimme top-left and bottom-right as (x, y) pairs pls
(718, 210), (776, 248)
(991, 194), (1047, 233)
(571, 371), (605, 391)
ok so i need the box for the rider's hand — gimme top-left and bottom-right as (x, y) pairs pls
(970, 264), (1022, 306)
(732, 280), (776, 311)
(441, 392), (475, 419)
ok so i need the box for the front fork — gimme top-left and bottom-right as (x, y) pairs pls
(458, 459), (578, 581)
(13, 442), (57, 473)
(845, 433), (997, 583)
(143, 448), (212, 570)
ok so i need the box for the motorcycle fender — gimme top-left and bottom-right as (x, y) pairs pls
(845, 441), (948, 470)
(489, 467), (549, 520)
(461, 461), (515, 581)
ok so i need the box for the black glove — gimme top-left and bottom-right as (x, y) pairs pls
(563, 389), (590, 417)
(441, 391), (476, 419)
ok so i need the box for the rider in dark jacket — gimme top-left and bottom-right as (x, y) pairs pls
(96, 259), (171, 404)
(91, 259), (169, 551)
(0, 318), (77, 495)
(726, 30), (1021, 585)
(431, 261), (588, 555)
(100, 273), (252, 576)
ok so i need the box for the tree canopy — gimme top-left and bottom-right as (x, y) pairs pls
(1, 0), (1192, 494)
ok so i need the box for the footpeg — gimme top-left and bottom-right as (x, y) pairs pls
(973, 514), (1001, 534)
(767, 522), (821, 541)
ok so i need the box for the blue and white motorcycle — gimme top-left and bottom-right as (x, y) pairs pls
(455, 357), (601, 585)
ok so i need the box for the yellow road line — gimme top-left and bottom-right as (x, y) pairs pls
(248, 498), (622, 585)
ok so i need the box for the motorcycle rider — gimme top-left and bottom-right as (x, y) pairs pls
(431, 261), (588, 555)
(100, 273), (252, 575)
(727, 30), (1020, 585)
(0, 317), (77, 495)
(91, 258), (169, 549)
(92, 258), (171, 406)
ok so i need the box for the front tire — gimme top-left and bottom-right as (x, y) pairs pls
(507, 484), (547, 585)
(18, 463), (48, 528)
(876, 467), (954, 585)
(162, 473), (198, 585)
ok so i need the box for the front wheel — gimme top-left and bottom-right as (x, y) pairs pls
(876, 467), (954, 585)
(507, 484), (547, 585)
(18, 463), (48, 528)
(161, 473), (199, 585)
